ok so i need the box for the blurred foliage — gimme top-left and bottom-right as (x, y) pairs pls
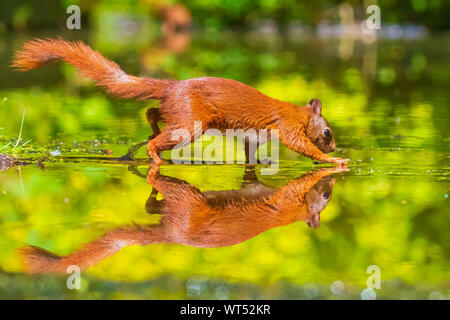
(0, 0), (449, 32)
(0, 32), (449, 157)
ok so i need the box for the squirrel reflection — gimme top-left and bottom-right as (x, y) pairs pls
(19, 165), (343, 274)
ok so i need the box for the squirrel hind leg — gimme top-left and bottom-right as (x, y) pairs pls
(118, 108), (163, 161)
(147, 124), (205, 165)
(146, 126), (181, 165)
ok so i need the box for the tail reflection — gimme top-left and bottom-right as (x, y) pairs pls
(19, 165), (345, 274)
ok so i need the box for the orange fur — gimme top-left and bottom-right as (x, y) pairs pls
(19, 227), (161, 274)
(12, 38), (348, 165)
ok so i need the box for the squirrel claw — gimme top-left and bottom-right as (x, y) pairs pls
(329, 157), (350, 166)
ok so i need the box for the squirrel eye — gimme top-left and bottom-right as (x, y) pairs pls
(323, 128), (331, 137)
(322, 192), (330, 200)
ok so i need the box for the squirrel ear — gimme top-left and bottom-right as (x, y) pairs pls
(308, 99), (322, 115)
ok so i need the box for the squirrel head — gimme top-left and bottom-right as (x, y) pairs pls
(304, 174), (335, 228)
(305, 99), (336, 154)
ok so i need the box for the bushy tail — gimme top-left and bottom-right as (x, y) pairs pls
(18, 226), (163, 274)
(18, 245), (63, 274)
(12, 38), (172, 100)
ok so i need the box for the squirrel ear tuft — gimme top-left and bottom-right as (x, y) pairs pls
(308, 99), (322, 114)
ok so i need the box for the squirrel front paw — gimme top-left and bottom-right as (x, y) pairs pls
(328, 157), (350, 166)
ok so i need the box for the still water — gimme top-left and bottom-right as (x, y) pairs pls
(0, 30), (448, 299)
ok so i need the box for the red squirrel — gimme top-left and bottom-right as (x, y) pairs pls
(12, 38), (349, 165)
(19, 165), (340, 273)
